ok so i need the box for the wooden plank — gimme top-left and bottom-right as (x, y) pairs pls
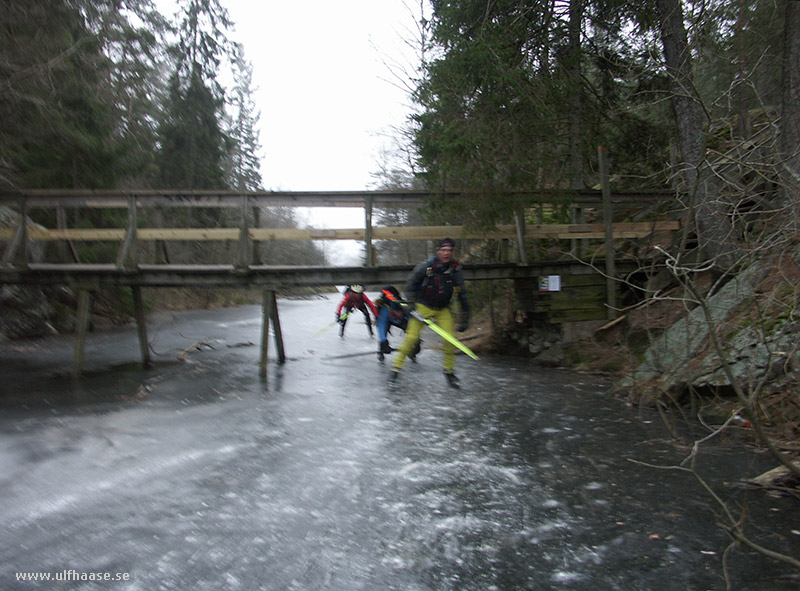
(548, 309), (609, 323)
(515, 275), (606, 290)
(137, 229), (239, 241)
(0, 221), (680, 243)
(0, 188), (675, 210)
(530, 299), (606, 312)
(249, 228), (365, 241)
(371, 225), (467, 239)
(561, 275), (607, 287)
(29, 228), (125, 240)
(1, 261), (641, 289)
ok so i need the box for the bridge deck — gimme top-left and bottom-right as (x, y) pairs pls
(0, 260), (628, 288)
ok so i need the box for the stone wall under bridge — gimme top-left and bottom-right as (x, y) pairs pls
(504, 272), (615, 365)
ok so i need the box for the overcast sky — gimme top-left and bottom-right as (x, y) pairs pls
(159, 1), (425, 261)
(223, 0), (420, 193)
(226, 0), (425, 262)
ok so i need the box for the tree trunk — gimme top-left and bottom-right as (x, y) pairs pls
(567, 0), (583, 191)
(733, 0), (752, 140)
(780, 0), (800, 216)
(656, 0), (735, 268)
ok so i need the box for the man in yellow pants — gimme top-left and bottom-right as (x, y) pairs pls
(389, 238), (470, 389)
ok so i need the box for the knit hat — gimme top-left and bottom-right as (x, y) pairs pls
(437, 238), (455, 250)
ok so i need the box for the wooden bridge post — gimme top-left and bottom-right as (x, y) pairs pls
(56, 206), (67, 262)
(116, 195), (138, 269)
(259, 289), (286, 379)
(3, 196), (28, 266)
(269, 291), (285, 364)
(514, 209), (528, 264)
(154, 207), (169, 264)
(131, 286), (150, 368)
(55, 206), (80, 263)
(599, 147), (617, 319)
(364, 195), (374, 267)
(72, 289), (91, 377)
(252, 205), (262, 265)
(260, 290), (271, 378)
(237, 196), (251, 269)
(570, 206), (585, 259)
(533, 204), (544, 259)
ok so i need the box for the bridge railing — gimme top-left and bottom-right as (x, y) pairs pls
(0, 189), (678, 270)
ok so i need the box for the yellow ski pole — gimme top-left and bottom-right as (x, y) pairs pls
(313, 311), (349, 337)
(408, 309), (479, 360)
(385, 292), (478, 360)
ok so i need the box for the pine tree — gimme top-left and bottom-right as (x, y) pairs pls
(157, 0), (234, 190)
(225, 44), (263, 192)
(1, 0), (118, 189)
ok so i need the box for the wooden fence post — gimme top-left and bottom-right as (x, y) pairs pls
(259, 289), (286, 379)
(132, 286), (150, 368)
(570, 205), (585, 259)
(599, 147), (617, 319)
(364, 195), (374, 267)
(3, 196), (28, 266)
(73, 289), (91, 377)
(116, 195), (138, 269)
(269, 290), (286, 364)
(514, 209), (528, 264)
(252, 205), (262, 265)
(260, 289), (272, 379)
(237, 195), (251, 269)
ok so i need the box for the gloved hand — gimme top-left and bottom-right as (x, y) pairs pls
(405, 301), (416, 312)
(457, 316), (469, 332)
(336, 313), (343, 323)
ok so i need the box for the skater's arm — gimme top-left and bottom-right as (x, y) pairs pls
(363, 294), (378, 317)
(403, 259), (429, 304)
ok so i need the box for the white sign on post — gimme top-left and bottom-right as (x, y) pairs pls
(538, 275), (562, 292)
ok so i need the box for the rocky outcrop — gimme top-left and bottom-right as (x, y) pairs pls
(0, 206), (76, 341)
(0, 285), (63, 341)
(615, 249), (800, 405)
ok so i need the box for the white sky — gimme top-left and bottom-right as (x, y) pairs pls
(159, 0), (425, 263)
(224, 0), (418, 192)
(224, 0), (423, 242)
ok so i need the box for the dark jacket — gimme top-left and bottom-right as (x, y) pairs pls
(404, 256), (470, 316)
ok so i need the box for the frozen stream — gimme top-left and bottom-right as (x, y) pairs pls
(0, 294), (798, 590)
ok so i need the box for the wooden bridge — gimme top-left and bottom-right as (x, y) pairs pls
(0, 185), (679, 377)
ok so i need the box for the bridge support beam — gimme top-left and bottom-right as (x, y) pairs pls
(514, 210), (528, 264)
(599, 147), (617, 319)
(364, 195), (374, 267)
(3, 196), (28, 266)
(259, 289), (286, 379)
(72, 289), (91, 378)
(132, 286), (150, 368)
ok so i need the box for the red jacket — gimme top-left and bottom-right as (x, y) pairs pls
(336, 292), (378, 317)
